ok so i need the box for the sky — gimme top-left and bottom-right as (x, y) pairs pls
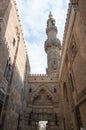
(15, 0), (69, 74)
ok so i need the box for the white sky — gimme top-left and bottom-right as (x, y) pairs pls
(16, 0), (69, 74)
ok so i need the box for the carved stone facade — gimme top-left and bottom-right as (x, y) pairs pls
(21, 75), (62, 130)
(19, 13), (62, 130)
(0, 0), (86, 130)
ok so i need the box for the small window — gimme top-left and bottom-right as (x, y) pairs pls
(29, 88), (32, 93)
(0, 90), (4, 115)
(70, 74), (74, 91)
(63, 82), (69, 102)
(71, 44), (76, 54)
(4, 57), (12, 81)
(17, 114), (20, 130)
(54, 88), (56, 92)
(75, 106), (83, 129)
(13, 38), (16, 46)
(0, 26), (1, 32)
(0, 101), (3, 115)
(71, 42), (77, 62)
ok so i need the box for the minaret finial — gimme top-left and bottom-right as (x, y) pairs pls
(49, 12), (52, 18)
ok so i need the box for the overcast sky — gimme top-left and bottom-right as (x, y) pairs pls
(16, 0), (69, 74)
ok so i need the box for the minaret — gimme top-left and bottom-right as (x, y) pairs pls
(44, 12), (61, 75)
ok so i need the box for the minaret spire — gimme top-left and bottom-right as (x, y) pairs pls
(49, 11), (52, 18)
(44, 13), (61, 75)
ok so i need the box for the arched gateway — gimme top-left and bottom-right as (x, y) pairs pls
(19, 13), (62, 130)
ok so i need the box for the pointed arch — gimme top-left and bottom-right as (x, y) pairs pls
(31, 85), (55, 103)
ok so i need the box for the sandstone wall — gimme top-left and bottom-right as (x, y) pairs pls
(59, 0), (86, 129)
(0, 0), (30, 130)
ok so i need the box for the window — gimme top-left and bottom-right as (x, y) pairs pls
(0, 101), (3, 115)
(75, 106), (83, 130)
(0, 25), (1, 32)
(55, 114), (59, 126)
(29, 88), (32, 93)
(54, 88), (56, 92)
(13, 38), (16, 46)
(17, 114), (20, 130)
(53, 59), (57, 70)
(70, 74), (74, 91)
(4, 57), (12, 81)
(0, 90), (5, 116)
(63, 82), (69, 102)
(71, 42), (77, 62)
(71, 43), (76, 55)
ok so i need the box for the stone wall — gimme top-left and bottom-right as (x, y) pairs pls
(0, 0), (30, 130)
(59, 0), (86, 130)
(22, 74), (62, 130)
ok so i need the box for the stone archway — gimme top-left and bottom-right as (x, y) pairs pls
(27, 85), (59, 130)
(31, 86), (54, 114)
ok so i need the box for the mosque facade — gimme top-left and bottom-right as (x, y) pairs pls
(0, 0), (86, 130)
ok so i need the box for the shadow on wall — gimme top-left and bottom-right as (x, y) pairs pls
(0, 56), (29, 130)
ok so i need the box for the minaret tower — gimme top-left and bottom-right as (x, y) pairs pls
(45, 12), (61, 75)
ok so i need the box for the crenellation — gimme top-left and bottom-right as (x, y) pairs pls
(28, 75), (58, 83)
(0, 0), (86, 130)
(62, 3), (72, 46)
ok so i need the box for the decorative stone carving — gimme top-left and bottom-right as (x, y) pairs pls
(31, 86), (55, 103)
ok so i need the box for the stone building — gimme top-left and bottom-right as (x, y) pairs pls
(59, 0), (86, 130)
(0, 0), (30, 130)
(19, 12), (62, 130)
(0, 0), (86, 130)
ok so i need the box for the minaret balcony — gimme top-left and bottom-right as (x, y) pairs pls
(44, 38), (61, 52)
(46, 26), (57, 34)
